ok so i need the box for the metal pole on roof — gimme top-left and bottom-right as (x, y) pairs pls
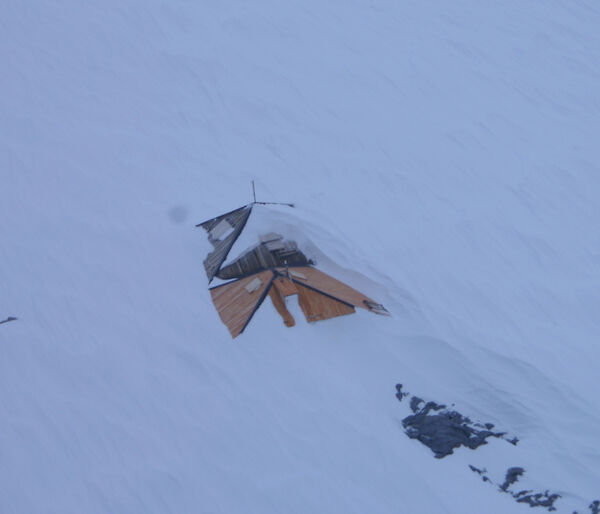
(250, 180), (295, 208)
(254, 201), (295, 207)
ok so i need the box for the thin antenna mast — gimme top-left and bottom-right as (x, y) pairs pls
(250, 180), (294, 208)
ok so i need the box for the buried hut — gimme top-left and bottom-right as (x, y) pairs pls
(198, 202), (389, 338)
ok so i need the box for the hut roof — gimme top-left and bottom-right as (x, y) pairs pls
(197, 204), (252, 282)
(197, 203), (305, 282)
(209, 266), (389, 338)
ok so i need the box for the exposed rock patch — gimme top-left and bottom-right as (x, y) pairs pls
(396, 383), (596, 512)
(469, 466), (560, 511)
(395, 384), (509, 458)
(501, 467), (525, 491)
(574, 500), (600, 514)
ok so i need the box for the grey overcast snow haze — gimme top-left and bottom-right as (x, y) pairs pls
(1, 1), (599, 513)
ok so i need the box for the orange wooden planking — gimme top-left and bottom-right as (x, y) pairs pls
(272, 276), (299, 297)
(278, 266), (376, 310)
(268, 283), (296, 327)
(210, 270), (274, 337)
(296, 283), (355, 322)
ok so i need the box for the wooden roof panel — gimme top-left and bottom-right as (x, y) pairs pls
(296, 283), (355, 322)
(277, 266), (376, 311)
(272, 276), (299, 297)
(210, 270), (274, 338)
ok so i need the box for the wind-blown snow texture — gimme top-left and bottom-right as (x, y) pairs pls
(1, 1), (599, 513)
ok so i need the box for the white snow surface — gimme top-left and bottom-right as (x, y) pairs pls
(2, 1), (600, 512)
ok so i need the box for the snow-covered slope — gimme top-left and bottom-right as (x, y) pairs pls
(1, 1), (599, 512)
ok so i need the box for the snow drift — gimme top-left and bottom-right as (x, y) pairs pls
(1, 1), (599, 512)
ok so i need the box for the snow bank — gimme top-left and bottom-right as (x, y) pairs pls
(1, 1), (599, 512)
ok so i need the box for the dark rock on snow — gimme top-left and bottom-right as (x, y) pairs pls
(500, 467), (525, 491)
(396, 384), (592, 512)
(468, 465), (562, 511)
(578, 500), (600, 514)
(402, 400), (505, 458)
(395, 384), (408, 402)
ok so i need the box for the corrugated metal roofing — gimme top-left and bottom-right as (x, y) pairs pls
(197, 204), (252, 282)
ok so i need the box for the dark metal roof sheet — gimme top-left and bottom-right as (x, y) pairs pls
(197, 204), (252, 282)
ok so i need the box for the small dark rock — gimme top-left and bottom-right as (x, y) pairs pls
(515, 491), (560, 510)
(468, 465), (490, 483)
(501, 467), (525, 491)
(469, 465), (485, 475)
(395, 384), (409, 402)
(410, 396), (424, 413)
